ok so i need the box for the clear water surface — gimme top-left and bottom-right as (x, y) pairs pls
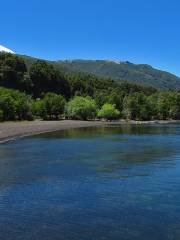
(0, 124), (180, 240)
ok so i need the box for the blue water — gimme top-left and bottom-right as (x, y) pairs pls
(0, 124), (180, 240)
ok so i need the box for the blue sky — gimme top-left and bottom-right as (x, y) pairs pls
(1, 0), (180, 75)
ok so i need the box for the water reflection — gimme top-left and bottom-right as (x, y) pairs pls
(0, 124), (180, 240)
(36, 124), (180, 139)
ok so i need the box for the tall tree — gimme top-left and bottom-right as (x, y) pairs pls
(29, 60), (70, 98)
(0, 53), (30, 91)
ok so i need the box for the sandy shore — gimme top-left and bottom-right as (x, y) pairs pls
(0, 119), (179, 143)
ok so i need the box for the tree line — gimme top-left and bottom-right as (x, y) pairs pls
(0, 52), (180, 121)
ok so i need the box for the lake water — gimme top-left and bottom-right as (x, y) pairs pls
(0, 124), (180, 240)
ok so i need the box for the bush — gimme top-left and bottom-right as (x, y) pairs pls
(98, 103), (120, 120)
(0, 87), (33, 121)
(14, 94), (33, 120)
(0, 94), (16, 120)
(36, 93), (66, 120)
(67, 96), (97, 120)
(32, 100), (44, 118)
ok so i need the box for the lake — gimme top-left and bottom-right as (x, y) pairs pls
(0, 124), (180, 240)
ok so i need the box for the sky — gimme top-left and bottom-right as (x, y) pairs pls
(1, 0), (180, 75)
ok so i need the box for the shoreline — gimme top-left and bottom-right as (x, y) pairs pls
(0, 120), (105, 144)
(0, 119), (180, 144)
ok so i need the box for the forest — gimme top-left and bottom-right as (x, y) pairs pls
(0, 52), (180, 121)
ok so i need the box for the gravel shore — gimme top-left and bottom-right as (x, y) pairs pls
(0, 119), (179, 143)
(0, 120), (105, 143)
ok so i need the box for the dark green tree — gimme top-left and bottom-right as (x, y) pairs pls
(38, 93), (66, 120)
(29, 60), (70, 98)
(0, 53), (31, 91)
(0, 87), (33, 121)
(123, 93), (151, 120)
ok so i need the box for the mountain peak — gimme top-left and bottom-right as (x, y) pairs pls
(0, 45), (14, 54)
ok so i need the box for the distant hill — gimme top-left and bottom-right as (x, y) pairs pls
(20, 55), (180, 90)
(54, 60), (180, 90)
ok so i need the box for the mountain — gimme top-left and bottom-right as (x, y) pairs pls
(53, 60), (180, 90)
(0, 45), (14, 54)
(19, 55), (180, 90)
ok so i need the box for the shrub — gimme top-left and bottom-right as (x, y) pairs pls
(67, 96), (97, 120)
(0, 87), (33, 121)
(98, 103), (120, 120)
(37, 93), (66, 120)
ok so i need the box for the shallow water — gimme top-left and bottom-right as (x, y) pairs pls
(0, 124), (180, 240)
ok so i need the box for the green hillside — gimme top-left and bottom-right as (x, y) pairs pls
(20, 55), (180, 90)
(53, 60), (180, 90)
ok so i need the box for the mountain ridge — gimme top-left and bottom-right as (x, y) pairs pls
(53, 59), (180, 90)
(18, 54), (180, 90)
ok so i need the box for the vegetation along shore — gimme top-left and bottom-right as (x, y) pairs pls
(1, 52), (180, 124)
